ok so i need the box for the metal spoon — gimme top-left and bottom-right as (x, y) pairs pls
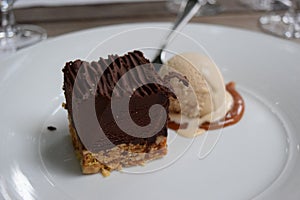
(152, 0), (206, 68)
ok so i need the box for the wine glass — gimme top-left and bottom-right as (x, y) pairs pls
(0, 0), (47, 54)
(167, 0), (222, 16)
(239, 0), (272, 11)
(259, 0), (300, 38)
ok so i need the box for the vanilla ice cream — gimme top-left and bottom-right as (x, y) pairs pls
(160, 52), (233, 137)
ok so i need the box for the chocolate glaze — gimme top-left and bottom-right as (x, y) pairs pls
(63, 51), (171, 152)
(168, 82), (245, 131)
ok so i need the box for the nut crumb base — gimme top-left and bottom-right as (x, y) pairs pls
(68, 118), (167, 177)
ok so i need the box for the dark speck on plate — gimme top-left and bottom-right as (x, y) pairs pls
(47, 126), (57, 131)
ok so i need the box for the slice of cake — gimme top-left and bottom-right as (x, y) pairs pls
(62, 51), (170, 176)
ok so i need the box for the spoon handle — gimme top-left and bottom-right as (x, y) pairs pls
(163, 0), (203, 50)
(153, 0), (205, 65)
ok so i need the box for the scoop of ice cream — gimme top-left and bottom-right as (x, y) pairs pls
(160, 54), (207, 118)
(159, 52), (233, 137)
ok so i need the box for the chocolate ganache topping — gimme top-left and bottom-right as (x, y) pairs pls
(63, 51), (172, 152)
(63, 51), (170, 101)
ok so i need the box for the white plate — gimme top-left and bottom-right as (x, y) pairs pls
(0, 23), (300, 200)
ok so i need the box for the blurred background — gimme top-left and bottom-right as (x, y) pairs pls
(8, 0), (298, 37)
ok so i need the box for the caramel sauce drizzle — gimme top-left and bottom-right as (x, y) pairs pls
(168, 82), (245, 131)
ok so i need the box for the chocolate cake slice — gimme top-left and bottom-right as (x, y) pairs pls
(63, 51), (170, 176)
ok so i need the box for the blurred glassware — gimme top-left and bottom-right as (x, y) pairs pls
(239, 0), (289, 11)
(0, 0), (47, 54)
(167, 0), (223, 16)
(259, 0), (300, 38)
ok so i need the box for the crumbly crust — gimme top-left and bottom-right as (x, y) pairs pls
(68, 117), (167, 176)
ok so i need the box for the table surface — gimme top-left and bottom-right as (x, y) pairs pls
(12, 1), (300, 43)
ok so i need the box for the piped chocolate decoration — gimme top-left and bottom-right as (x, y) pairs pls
(63, 51), (171, 152)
